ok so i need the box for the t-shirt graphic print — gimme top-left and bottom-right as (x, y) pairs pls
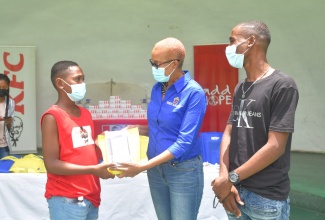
(71, 125), (94, 148)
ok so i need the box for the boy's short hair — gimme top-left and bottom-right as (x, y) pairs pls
(50, 61), (79, 88)
(0, 73), (11, 85)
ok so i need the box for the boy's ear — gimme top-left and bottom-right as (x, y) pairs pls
(55, 78), (64, 89)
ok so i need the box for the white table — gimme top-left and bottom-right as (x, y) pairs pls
(0, 166), (227, 220)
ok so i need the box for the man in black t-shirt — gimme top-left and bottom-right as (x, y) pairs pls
(211, 21), (299, 219)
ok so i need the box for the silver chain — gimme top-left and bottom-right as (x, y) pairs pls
(241, 66), (271, 98)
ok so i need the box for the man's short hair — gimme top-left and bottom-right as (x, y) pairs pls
(237, 21), (271, 47)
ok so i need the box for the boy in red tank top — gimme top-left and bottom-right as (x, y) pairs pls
(41, 60), (115, 220)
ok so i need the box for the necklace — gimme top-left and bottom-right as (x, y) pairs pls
(241, 66), (271, 98)
(161, 82), (168, 95)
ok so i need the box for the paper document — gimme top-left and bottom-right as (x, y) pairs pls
(98, 127), (140, 164)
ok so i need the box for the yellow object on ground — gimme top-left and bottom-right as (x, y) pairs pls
(9, 154), (46, 173)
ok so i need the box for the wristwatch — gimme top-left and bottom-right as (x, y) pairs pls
(228, 170), (240, 185)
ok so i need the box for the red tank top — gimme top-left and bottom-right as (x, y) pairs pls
(41, 105), (101, 207)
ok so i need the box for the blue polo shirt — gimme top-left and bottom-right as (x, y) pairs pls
(147, 71), (206, 162)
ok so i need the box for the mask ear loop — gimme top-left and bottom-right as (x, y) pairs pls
(165, 60), (177, 78)
(242, 46), (251, 54)
(163, 60), (174, 70)
(167, 68), (176, 78)
(57, 78), (71, 94)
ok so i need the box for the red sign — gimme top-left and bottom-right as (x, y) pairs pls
(194, 44), (238, 132)
(3, 52), (25, 114)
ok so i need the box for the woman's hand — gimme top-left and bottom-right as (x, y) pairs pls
(112, 162), (145, 178)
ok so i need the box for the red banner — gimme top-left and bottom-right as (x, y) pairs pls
(194, 44), (238, 132)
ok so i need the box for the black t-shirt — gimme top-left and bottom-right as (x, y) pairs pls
(228, 70), (299, 200)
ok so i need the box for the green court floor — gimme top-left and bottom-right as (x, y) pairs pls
(291, 205), (325, 220)
(289, 151), (325, 219)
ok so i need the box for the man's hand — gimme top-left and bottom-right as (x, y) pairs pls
(211, 176), (233, 202)
(222, 186), (244, 218)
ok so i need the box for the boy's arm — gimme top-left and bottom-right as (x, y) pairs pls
(41, 114), (113, 177)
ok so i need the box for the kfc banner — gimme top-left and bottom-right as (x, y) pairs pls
(0, 46), (37, 153)
(194, 44), (238, 132)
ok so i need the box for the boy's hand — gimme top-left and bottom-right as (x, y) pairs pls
(94, 163), (116, 179)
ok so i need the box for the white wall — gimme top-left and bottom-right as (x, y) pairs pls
(1, 0), (324, 152)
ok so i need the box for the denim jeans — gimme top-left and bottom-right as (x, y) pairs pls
(227, 186), (290, 220)
(147, 156), (203, 220)
(47, 196), (98, 220)
(0, 146), (9, 159)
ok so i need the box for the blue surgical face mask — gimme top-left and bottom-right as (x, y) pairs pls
(61, 79), (86, 102)
(152, 61), (176, 82)
(225, 39), (252, 69)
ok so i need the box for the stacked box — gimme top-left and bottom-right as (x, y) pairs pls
(89, 96), (148, 119)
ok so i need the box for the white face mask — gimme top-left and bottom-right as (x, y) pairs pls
(61, 79), (86, 102)
(225, 38), (252, 69)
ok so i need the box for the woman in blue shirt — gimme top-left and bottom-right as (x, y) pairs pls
(117, 37), (207, 220)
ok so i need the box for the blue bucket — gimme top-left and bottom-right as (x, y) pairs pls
(200, 132), (223, 164)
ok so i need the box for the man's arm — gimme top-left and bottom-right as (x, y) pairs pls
(212, 130), (289, 202)
(211, 123), (243, 218)
(211, 124), (234, 201)
(234, 130), (289, 181)
(219, 123), (232, 177)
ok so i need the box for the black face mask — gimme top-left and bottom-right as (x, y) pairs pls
(0, 89), (9, 97)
